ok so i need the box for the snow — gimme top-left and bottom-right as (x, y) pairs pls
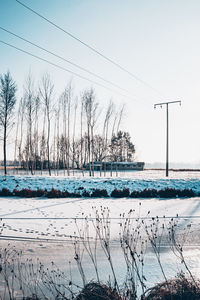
(1, 170), (200, 195)
(1, 170), (200, 296)
(1, 195), (200, 297)
(1, 196), (200, 242)
(1, 170), (200, 243)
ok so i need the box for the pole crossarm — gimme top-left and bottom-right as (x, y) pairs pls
(154, 100), (181, 109)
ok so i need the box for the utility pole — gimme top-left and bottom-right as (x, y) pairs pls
(154, 100), (181, 177)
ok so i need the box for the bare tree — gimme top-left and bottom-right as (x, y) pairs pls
(60, 91), (67, 175)
(40, 107), (46, 174)
(90, 97), (99, 176)
(82, 88), (98, 176)
(24, 74), (36, 175)
(80, 97), (84, 169)
(67, 84), (72, 175)
(39, 74), (54, 176)
(93, 134), (104, 161)
(52, 107), (57, 174)
(3, 75), (130, 176)
(14, 100), (21, 172)
(0, 72), (17, 175)
(18, 97), (26, 170)
(55, 101), (60, 175)
(33, 95), (40, 171)
(102, 100), (114, 176)
(116, 104), (125, 133)
(59, 83), (73, 175)
(72, 98), (78, 174)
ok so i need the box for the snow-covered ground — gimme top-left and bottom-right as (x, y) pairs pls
(1, 170), (200, 195)
(1, 195), (200, 296)
(1, 196), (200, 241)
(1, 170), (200, 296)
(3, 169), (200, 179)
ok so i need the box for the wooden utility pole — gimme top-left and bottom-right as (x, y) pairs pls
(154, 100), (181, 177)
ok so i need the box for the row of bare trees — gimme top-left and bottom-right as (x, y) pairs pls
(0, 71), (135, 176)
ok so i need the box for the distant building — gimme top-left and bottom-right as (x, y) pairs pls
(85, 161), (145, 171)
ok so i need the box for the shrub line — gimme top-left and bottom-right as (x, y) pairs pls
(0, 187), (198, 198)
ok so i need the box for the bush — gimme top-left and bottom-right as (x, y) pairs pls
(157, 188), (196, 198)
(130, 188), (196, 199)
(111, 188), (130, 198)
(0, 186), (197, 199)
(70, 192), (81, 198)
(130, 189), (158, 198)
(62, 190), (71, 197)
(158, 188), (179, 198)
(142, 274), (200, 300)
(46, 188), (79, 198)
(13, 188), (39, 198)
(129, 190), (140, 198)
(46, 188), (63, 198)
(178, 189), (195, 198)
(140, 189), (158, 198)
(90, 189), (108, 197)
(82, 190), (90, 197)
(35, 189), (46, 197)
(0, 188), (12, 196)
(76, 282), (122, 300)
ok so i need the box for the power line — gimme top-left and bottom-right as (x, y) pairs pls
(16, 0), (164, 98)
(0, 216), (196, 220)
(0, 39), (139, 101)
(0, 26), (137, 97)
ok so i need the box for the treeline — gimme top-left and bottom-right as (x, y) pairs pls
(0, 71), (136, 176)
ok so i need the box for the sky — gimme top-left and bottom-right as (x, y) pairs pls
(1, 0), (200, 166)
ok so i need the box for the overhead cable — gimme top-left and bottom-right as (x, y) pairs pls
(16, 0), (164, 97)
(0, 26), (137, 97)
(0, 39), (141, 102)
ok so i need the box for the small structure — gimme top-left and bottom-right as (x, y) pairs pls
(86, 161), (145, 171)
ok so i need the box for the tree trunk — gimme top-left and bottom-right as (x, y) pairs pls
(47, 114), (51, 176)
(3, 124), (7, 175)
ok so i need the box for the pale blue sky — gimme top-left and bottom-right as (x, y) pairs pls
(1, 0), (200, 164)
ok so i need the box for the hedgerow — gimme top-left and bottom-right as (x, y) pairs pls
(130, 189), (158, 198)
(0, 188), (12, 196)
(0, 187), (198, 198)
(111, 188), (130, 198)
(90, 189), (108, 197)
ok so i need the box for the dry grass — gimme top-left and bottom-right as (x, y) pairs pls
(142, 274), (200, 300)
(76, 282), (122, 300)
(0, 210), (200, 299)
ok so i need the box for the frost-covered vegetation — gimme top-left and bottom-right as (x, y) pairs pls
(0, 175), (200, 198)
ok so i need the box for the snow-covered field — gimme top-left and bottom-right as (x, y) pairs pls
(1, 196), (200, 241)
(3, 169), (200, 179)
(1, 170), (200, 195)
(1, 170), (200, 295)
